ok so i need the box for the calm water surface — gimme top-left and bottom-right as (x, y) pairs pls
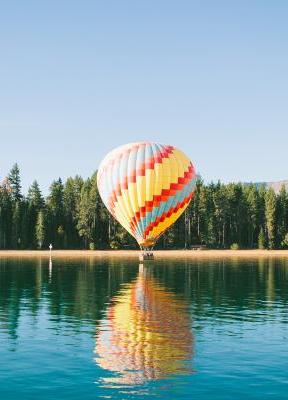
(0, 257), (287, 399)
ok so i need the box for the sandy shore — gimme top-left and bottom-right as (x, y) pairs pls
(0, 249), (288, 259)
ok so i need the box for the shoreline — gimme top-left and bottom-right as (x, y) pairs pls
(0, 249), (288, 259)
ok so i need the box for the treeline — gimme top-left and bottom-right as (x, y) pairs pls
(0, 164), (288, 250)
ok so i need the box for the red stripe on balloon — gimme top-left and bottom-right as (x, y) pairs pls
(106, 144), (175, 215)
(142, 191), (194, 239)
(130, 163), (195, 234)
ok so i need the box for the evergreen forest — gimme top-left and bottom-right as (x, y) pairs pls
(1, 164), (288, 250)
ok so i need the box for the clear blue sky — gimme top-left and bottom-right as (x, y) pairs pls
(1, 1), (287, 193)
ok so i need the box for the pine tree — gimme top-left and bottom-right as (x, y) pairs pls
(197, 182), (208, 245)
(258, 227), (266, 249)
(8, 163), (22, 202)
(11, 202), (22, 248)
(26, 180), (44, 248)
(46, 178), (65, 248)
(63, 176), (83, 248)
(27, 181), (44, 209)
(76, 179), (95, 248)
(90, 172), (110, 249)
(276, 185), (288, 247)
(265, 188), (277, 249)
(0, 182), (13, 249)
(213, 184), (229, 248)
(36, 210), (45, 249)
(245, 185), (259, 248)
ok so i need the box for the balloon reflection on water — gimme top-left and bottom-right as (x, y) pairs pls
(94, 265), (193, 386)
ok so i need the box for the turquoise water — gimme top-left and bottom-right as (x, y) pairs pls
(0, 257), (287, 399)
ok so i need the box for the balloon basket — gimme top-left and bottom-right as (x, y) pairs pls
(139, 251), (154, 262)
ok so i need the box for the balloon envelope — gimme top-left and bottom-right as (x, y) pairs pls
(97, 142), (196, 247)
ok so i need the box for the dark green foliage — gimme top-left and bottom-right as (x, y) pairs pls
(258, 227), (266, 249)
(265, 188), (277, 249)
(0, 166), (288, 250)
(8, 163), (22, 202)
(36, 210), (45, 249)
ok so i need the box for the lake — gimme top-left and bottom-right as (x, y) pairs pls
(0, 256), (287, 399)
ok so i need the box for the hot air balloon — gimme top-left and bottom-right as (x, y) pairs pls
(97, 142), (196, 254)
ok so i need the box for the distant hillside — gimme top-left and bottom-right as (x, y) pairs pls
(251, 180), (288, 193)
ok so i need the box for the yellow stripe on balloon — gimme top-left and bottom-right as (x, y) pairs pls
(145, 169), (155, 202)
(147, 201), (190, 240)
(114, 209), (132, 235)
(113, 190), (135, 233)
(169, 151), (179, 184)
(128, 181), (138, 214)
(113, 148), (191, 218)
(136, 176), (146, 209)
